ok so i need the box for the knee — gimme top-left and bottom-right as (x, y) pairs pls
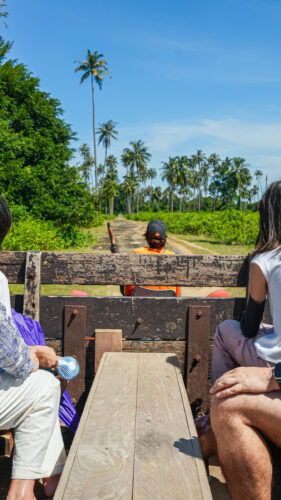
(210, 393), (248, 433)
(214, 319), (240, 343)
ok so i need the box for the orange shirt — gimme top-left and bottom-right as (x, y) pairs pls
(124, 247), (181, 296)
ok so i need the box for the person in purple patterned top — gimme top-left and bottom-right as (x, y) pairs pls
(0, 198), (65, 500)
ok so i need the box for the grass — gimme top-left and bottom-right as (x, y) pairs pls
(173, 232), (253, 255)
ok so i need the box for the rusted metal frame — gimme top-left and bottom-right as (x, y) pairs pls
(0, 430), (14, 457)
(186, 305), (211, 416)
(23, 251), (41, 321)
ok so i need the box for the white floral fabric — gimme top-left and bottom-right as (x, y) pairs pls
(0, 303), (34, 379)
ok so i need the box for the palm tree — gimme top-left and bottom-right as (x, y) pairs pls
(75, 50), (111, 189)
(0, 1), (8, 26)
(122, 140), (151, 213)
(103, 155), (119, 215)
(161, 157), (179, 213)
(191, 150), (206, 211)
(232, 157), (251, 211)
(78, 143), (94, 188)
(152, 186), (162, 211)
(122, 173), (138, 214)
(97, 120), (118, 166)
(254, 169), (263, 200)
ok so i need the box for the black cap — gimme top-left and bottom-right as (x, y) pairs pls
(146, 220), (166, 238)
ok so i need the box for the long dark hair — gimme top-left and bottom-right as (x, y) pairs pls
(0, 197), (12, 247)
(253, 180), (281, 257)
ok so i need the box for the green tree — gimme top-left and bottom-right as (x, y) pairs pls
(161, 157), (178, 213)
(122, 173), (138, 214)
(0, 38), (94, 227)
(78, 143), (94, 187)
(122, 140), (151, 213)
(103, 156), (119, 215)
(75, 50), (111, 189)
(0, 1), (8, 27)
(97, 119), (118, 168)
(231, 157), (252, 210)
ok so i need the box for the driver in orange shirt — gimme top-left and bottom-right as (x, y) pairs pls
(123, 220), (181, 297)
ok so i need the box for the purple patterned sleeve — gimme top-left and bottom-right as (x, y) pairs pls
(0, 303), (34, 379)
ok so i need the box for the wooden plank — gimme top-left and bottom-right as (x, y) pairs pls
(39, 253), (249, 286)
(19, 295), (248, 340)
(133, 353), (211, 500)
(94, 329), (122, 373)
(186, 306), (211, 415)
(0, 430), (14, 457)
(0, 251), (26, 283)
(54, 353), (138, 500)
(23, 251), (41, 321)
(122, 340), (186, 375)
(64, 305), (87, 410)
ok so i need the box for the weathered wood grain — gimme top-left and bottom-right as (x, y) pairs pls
(122, 340), (186, 374)
(2, 251), (249, 285)
(12, 295), (247, 340)
(55, 353), (211, 500)
(133, 353), (212, 499)
(23, 251), (41, 321)
(54, 353), (138, 500)
(94, 329), (122, 373)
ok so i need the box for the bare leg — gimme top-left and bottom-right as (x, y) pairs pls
(199, 428), (217, 459)
(211, 391), (281, 500)
(43, 474), (61, 497)
(7, 479), (35, 500)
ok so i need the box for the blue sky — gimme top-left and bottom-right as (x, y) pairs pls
(3, 0), (281, 188)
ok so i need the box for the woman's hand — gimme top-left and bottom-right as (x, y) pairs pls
(210, 366), (280, 399)
(29, 346), (59, 370)
(29, 348), (39, 372)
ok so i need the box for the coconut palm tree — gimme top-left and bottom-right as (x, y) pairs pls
(232, 157), (251, 210)
(191, 150), (206, 211)
(103, 156), (119, 215)
(122, 173), (138, 214)
(122, 140), (151, 213)
(97, 120), (118, 166)
(75, 50), (111, 189)
(254, 169), (263, 200)
(78, 143), (94, 188)
(161, 157), (179, 213)
(0, 1), (8, 26)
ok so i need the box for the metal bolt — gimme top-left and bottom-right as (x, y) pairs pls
(27, 270), (36, 280)
(196, 310), (202, 319)
(136, 318), (142, 325)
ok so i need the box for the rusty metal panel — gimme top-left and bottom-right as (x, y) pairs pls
(186, 305), (211, 416)
(23, 251), (41, 321)
(64, 305), (89, 413)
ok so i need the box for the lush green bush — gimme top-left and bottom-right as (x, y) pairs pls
(3, 216), (65, 251)
(126, 210), (259, 245)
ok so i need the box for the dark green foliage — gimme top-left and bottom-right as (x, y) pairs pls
(0, 37), (95, 235)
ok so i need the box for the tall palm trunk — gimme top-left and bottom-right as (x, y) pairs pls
(91, 74), (98, 189)
(171, 190), (174, 213)
(127, 195), (131, 214)
(109, 197), (114, 216)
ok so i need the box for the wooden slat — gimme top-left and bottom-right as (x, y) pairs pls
(1, 251), (249, 286)
(39, 253), (248, 286)
(13, 295), (248, 340)
(23, 251), (41, 321)
(133, 353), (212, 499)
(54, 353), (138, 500)
(94, 329), (122, 373)
(55, 353), (211, 500)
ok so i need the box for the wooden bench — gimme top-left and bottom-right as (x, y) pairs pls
(54, 352), (212, 500)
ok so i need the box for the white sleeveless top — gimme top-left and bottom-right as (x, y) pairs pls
(252, 248), (281, 362)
